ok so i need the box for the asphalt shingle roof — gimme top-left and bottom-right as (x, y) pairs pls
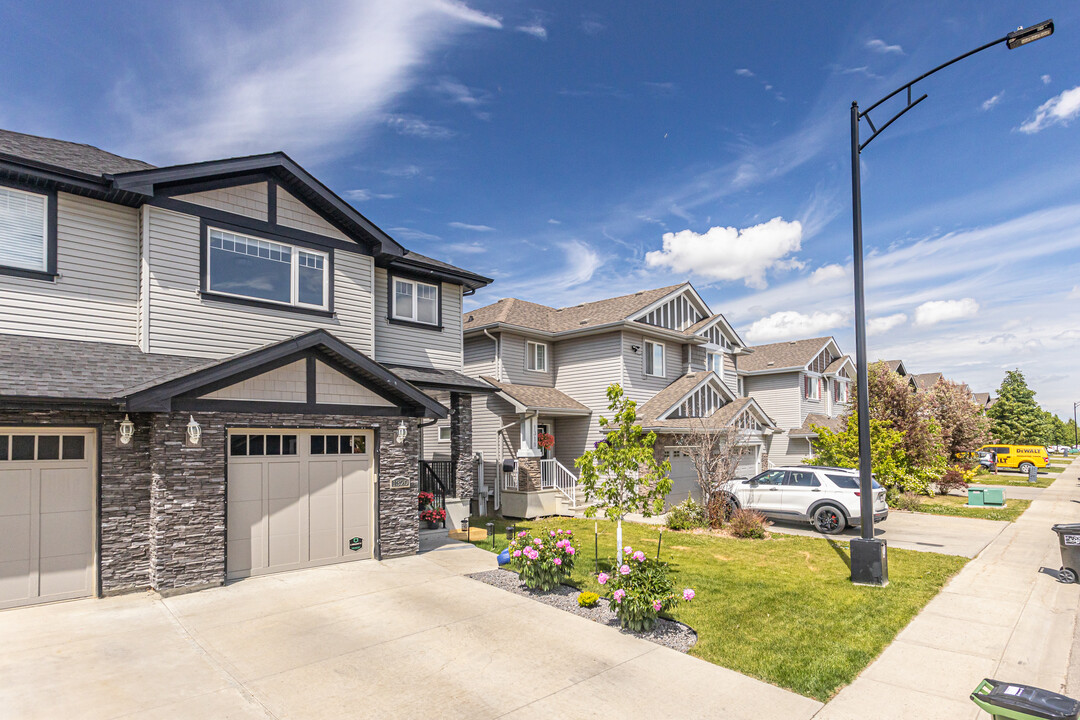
(463, 284), (685, 334)
(480, 377), (589, 412)
(739, 338), (832, 373)
(0, 129), (155, 177)
(790, 412), (845, 437)
(912, 372), (944, 392)
(385, 364), (493, 392)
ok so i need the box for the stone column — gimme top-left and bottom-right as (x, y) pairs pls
(378, 420), (421, 557)
(450, 392), (473, 501)
(516, 456), (543, 492)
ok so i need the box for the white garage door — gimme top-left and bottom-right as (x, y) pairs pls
(227, 429), (375, 580)
(736, 447), (760, 479)
(664, 449), (701, 508)
(0, 429), (95, 610)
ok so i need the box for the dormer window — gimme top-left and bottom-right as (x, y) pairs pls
(0, 185), (54, 280)
(207, 227), (328, 310)
(392, 277), (440, 326)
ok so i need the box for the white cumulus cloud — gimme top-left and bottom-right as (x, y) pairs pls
(914, 298), (979, 326)
(981, 92), (1004, 111)
(1018, 86), (1080, 134)
(385, 114), (454, 139)
(810, 263), (847, 285)
(865, 38), (904, 54)
(868, 313), (907, 336)
(745, 310), (846, 343)
(516, 23), (547, 39)
(644, 217), (802, 289)
(1042, 74), (1052, 85)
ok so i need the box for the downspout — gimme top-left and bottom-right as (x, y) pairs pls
(483, 328), (501, 381)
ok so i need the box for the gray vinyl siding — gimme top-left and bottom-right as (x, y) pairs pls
(687, 345), (707, 374)
(742, 372), (802, 430)
(473, 394), (520, 491)
(145, 206), (376, 358)
(800, 372), (826, 422)
(553, 415), (592, 472)
(766, 433), (814, 467)
(463, 335), (497, 378)
(373, 268), (463, 370)
(620, 331), (682, 406)
(722, 352), (739, 396)
(0, 193), (138, 345)
(553, 332), (621, 450)
(422, 390), (452, 461)
(499, 332), (554, 387)
(174, 183), (268, 221)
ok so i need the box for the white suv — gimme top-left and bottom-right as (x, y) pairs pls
(719, 466), (888, 535)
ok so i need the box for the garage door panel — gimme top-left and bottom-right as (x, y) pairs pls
(341, 460), (371, 494)
(227, 538), (260, 575)
(39, 510), (91, 560)
(309, 531), (340, 562)
(38, 552), (91, 597)
(664, 452), (701, 507)
(268, 463), (301, 500)
(229, 465), (264, 502)
(268, 498), (301, 567)
(39, 469), (92, 513)
(0, 515), (31, 563)
(0, 469), (32, 516)
(228, 499), (264, 541)
(308, 461), (338, 497)
(0, 559), (33, 605)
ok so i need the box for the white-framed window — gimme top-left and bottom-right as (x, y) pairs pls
(207, 228), (328, 310)
(392, 277), (439, 325)
(804, 374), (821, 400)
(834, 380), (849, 403)
(707, 351), (723, 375)
(0, 186), (48, 272)
(527, 340), (548, 372)
(438, 426), (451, 443)
(645, 341), (665, 377)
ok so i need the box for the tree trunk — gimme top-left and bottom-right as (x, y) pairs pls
(616, 519), (623, 565)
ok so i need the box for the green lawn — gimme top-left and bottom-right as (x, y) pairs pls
(910, 494), (1032, 522)
(970, 468), (1055, 488)
(468, 516), (966, 700)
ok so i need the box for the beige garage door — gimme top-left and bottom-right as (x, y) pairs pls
(664, 449), (700, 508)
(0, 429), (95, 610)
(226, 429), (375, 580)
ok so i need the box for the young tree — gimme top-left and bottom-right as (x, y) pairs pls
(675, 419), (747, 527)
(927, 379), (992, 459)
(988, 370), (1054, 444)
(865, 362), (944, 468)
(576, 384), (672, 564)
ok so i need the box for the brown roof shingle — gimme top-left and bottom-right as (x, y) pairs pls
(912, 372), (944, 392)
(739, 337), (832, 373)
(0, 128), (155, 176)
(790, 412), (845, 437)
(480, 377), (590, 413)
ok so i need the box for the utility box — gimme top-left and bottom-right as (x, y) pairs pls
(982, 488), (1006, 506)
(968, 488), (986, 506)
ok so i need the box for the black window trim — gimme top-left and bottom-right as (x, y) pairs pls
(0, 177), (58, 282)
(199, 217), (336, 318)
(387, 270), (443, 331)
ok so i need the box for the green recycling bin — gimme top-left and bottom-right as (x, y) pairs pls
(971, 678), (1080, 719)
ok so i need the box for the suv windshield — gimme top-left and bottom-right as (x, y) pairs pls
(826, 473), (882, 490)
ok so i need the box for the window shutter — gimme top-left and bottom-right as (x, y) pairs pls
(0, 187), (46, 271)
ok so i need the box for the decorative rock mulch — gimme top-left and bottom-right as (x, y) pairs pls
(468, 568), (697, 653)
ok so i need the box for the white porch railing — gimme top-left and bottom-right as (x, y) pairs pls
(502, 462), (519, 491)
(540, 458), (578, 503)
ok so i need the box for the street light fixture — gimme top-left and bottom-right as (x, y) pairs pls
(848, 19), (1054, 587)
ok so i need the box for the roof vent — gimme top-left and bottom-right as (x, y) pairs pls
(767, 361), (775, 366)
(789, 341), (797, 345)
(579, 319), (589, 325)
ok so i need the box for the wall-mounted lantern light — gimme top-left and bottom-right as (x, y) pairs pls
(185, 415), (202, 446)
(396, 420), (408, 444)
(118, 415), (135, 447)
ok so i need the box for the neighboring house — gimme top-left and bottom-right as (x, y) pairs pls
(462, 283), (776, 518)
(0, 129), (491, 610)
(911, 371), (944, 393)
(738, 338), (854, 466)
(972, 392), (995, 411)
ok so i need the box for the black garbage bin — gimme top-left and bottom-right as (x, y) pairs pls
(971, 678), (1080, 719)
(1051, 524), (1080, 584)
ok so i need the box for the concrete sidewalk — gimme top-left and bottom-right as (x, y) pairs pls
(816, 457), (1080, 720)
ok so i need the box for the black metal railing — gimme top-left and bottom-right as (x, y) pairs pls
(420, 460), (456, 528)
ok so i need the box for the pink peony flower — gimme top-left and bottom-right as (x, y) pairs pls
(550, 530), (557, 537)
(518, 530), (527, 538)
(534, 539), (542, 546)
(619, 564), (630, 575)
(567, 547), (575, 556)
(513, 550), (522, 557)
(633, 551), (646, 562)
(613, 589), (626, 603)
(553, 557), (562, 566)
(683, 589), (695, 602)
(597, 572), (609, 585)
(623, 546), (632, 555)
(652, 600), (663, 612)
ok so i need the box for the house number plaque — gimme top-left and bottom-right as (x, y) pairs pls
(389, 476), (410, 489)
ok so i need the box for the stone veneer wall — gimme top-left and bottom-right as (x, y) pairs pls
(0, 408), (154, 594)
(449, 392), (473, 501)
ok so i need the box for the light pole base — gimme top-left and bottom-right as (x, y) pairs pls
(850, 538), (889, 586)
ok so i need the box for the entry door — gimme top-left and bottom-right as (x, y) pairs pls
(0, 429), (95, 610)
(227, 430), (374, 580)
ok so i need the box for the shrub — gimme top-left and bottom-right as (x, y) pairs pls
(508, 528), (577, 591)
(666, 496), (707, 530)
(936, 466), (970, 495)
(577, 591), (599, 608)
(597, 545), (694, 632)
(893, 492), (923, 512)
(728, 508), (768, 539)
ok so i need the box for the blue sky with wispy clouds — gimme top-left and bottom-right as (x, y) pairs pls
(2, 1), (1078, 414)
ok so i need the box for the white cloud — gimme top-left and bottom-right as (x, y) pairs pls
(434, 78), (489, 114)
(547, 218), (561, 225)
(1068, 286), (1080, 300)
(580, 18), (605, 35)
(446, 242), (488, 254)
(380, 164), (425, 178)
(385, 114), (455, 139)
(868, 313), (907, 336)
(865, 38), (903, 54)
(448, 221), (495, 232)
(388, 227), (441, 242)
(981, 92), (1004, 111)
(114, 1), (501, 162)
(734, 68), (755, 78)
(1042, 74), (1052, 85)
(745, 310), (846, 343)
(344, 189), (395, 201)
(1018, 86), (1080, 134)
(516, 23), (547, 39)
(644, 217), (802, 289)
(810, 263), (847, 285)
(913, 298), (979, 326)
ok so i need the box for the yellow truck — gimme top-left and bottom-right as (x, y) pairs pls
(977, 444), (1050, 473)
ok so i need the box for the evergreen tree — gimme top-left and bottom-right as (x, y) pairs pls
(987, 370), (1053, 444)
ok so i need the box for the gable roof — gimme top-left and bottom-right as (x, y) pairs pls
(463, 284), (686, 335)
(738, 337), (835, 374)
(639, 396), (777, 433)
(0, 129), (155, 176)
(683, 313), (748, 349)
(636, 372), (736, 422)
(479, 377), (590, 415)
(789, 412), (846, 438)
(824, 356), (855, 377)
(912, 372), (944, 392)
(972, 392), (991, 407)
(881, 359), (909, 376)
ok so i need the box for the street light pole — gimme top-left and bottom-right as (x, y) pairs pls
(1073, 401), (1079, 449)
(847, 18), (1054, 587)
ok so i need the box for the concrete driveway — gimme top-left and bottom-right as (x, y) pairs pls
(0, 541), (820, 720)
(769, 510), (1008, 557)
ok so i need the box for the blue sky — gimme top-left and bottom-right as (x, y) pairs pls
(3, 1), (1079, 415)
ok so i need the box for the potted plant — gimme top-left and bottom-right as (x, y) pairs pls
(537, 432), (555, 452)
(417, 491), (435, 511)
(420, 507), (446, 529)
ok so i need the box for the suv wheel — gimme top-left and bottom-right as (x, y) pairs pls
(1018, 462), (1035, 474)
(812, 505), (846, 535)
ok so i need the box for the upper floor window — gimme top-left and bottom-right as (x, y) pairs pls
(392, 277), (439, 326)
(707, 351), (723, 375)
(0, 186), (48, 273)
(645, 341), (665, 377)
(804, 374), (821, 400)
(834, 380), (849, 403)
(527, 340), (548, 372)
(438, 426), (451, 442)
(208, 228), (328, 310)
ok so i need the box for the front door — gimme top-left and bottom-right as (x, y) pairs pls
(537, 423), (553, 460)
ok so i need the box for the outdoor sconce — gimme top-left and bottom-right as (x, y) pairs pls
(396, 420), (408, 444)
(630, 344), (640, 353)
(185, 415), (202, 446)
(117, 415), (135, 447)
